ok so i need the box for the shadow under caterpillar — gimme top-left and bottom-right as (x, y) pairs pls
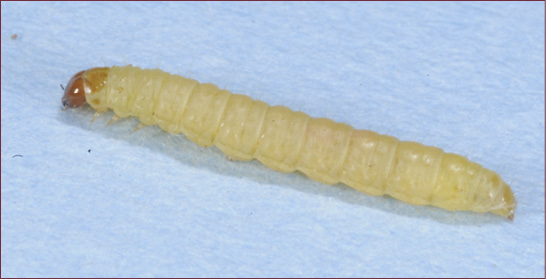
(62, 65), (517, 220)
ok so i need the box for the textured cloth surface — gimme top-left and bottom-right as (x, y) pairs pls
(1, 2), (544, 277)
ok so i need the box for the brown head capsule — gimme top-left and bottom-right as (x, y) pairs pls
(62, 70), (88, 108)
(62, 67), (110, 109)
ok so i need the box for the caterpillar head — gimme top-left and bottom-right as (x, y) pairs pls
(62, 67), (109, 112)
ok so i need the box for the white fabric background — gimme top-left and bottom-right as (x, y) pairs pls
(1, 2), (544, 277)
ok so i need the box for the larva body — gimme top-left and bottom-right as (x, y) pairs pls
(63, 66), (516, 219)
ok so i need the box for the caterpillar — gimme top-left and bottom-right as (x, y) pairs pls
(62, 65), (517, 220)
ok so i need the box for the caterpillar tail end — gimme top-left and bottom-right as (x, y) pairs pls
(62, 67), (109, 109)
(490, 184), (517, 221)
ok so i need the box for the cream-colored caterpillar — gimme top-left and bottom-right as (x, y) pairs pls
(62, 65), (517, 219)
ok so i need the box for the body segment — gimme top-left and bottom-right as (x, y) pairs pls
(63, 65), (517, 219)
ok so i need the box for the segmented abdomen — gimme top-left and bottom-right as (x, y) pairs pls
(84, 65), (516, 218)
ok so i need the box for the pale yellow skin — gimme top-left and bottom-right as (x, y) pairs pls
(76, 65), (517, 219)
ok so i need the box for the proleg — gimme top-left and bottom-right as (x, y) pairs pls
(62, 66), (517, 220)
